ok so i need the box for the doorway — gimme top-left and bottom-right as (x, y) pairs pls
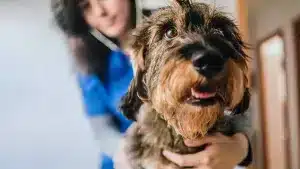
(257, 31), (289, 169)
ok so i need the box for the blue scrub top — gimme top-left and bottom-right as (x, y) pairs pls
(77, 50), (134, 169)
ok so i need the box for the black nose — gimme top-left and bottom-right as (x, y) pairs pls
(191, 50), (225, 78)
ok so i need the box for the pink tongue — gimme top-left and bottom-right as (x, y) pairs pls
(191, 88), (216, 99)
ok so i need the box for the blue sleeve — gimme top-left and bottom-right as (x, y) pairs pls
(77, 50), (134, 133)
(77, 73), (110, 117)
(100, 153), (114, 169)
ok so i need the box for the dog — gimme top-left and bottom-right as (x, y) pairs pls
(118, 1), (251, 168)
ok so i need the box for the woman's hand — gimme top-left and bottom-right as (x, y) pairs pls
(163, 133), (249, 169)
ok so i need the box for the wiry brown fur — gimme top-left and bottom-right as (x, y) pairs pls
(118, 1), (251, 169)
(152, 59), (222, 139)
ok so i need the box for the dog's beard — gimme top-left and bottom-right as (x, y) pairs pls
(164, 103), (222, 139)
(152, 81), (223, 139)
(151, 60), (223, 139)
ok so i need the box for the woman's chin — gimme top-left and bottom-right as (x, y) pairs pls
(99, 25), (127, 40)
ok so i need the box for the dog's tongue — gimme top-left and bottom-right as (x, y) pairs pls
(191, 88), (216, 99)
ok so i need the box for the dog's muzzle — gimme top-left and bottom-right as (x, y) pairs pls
(191, 49), (226, 78)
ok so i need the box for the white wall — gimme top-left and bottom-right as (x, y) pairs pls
(0, 1), (99, 169)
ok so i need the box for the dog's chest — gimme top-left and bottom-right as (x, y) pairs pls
(124, 104), (249, 169)
(124, 107), (204, 169)
(130, 105), (203, 150)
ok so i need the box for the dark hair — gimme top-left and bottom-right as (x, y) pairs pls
(51, 0), (138, 80)
(51, 0), (137, 36)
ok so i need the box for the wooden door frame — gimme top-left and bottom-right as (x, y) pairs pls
(293, 15), (300, 169)
(256, 30), (290, 169)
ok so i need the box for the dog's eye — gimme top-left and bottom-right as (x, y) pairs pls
(165, 27), (178, 39)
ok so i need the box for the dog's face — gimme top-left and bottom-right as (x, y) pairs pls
(121, 0), (250, 139)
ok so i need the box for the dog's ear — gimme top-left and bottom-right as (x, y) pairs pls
(120, 47), (147, 120)
(128, 46), (145, 74)
(232, 88), (250, 115)
(120, 70), (146, 121)
(126, 20), (153, 73)
(120, 27), (150, 121)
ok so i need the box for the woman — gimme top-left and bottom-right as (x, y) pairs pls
(51, 0), (252, 168)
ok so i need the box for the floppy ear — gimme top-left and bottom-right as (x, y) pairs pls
(120, 17), (155, 120)
(120, 70), (146, 121)
(119, 38), (148, 121)
(232, 88), (250, 115)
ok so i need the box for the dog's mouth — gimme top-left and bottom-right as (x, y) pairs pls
(186, 84), (217, 106)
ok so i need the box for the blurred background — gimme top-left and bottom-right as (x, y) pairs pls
(0, 0), (299, 169)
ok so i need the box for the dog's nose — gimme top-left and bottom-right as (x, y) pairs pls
(191, 50), (225, 78)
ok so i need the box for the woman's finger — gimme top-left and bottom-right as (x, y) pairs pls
(162, 150), (211, 167)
